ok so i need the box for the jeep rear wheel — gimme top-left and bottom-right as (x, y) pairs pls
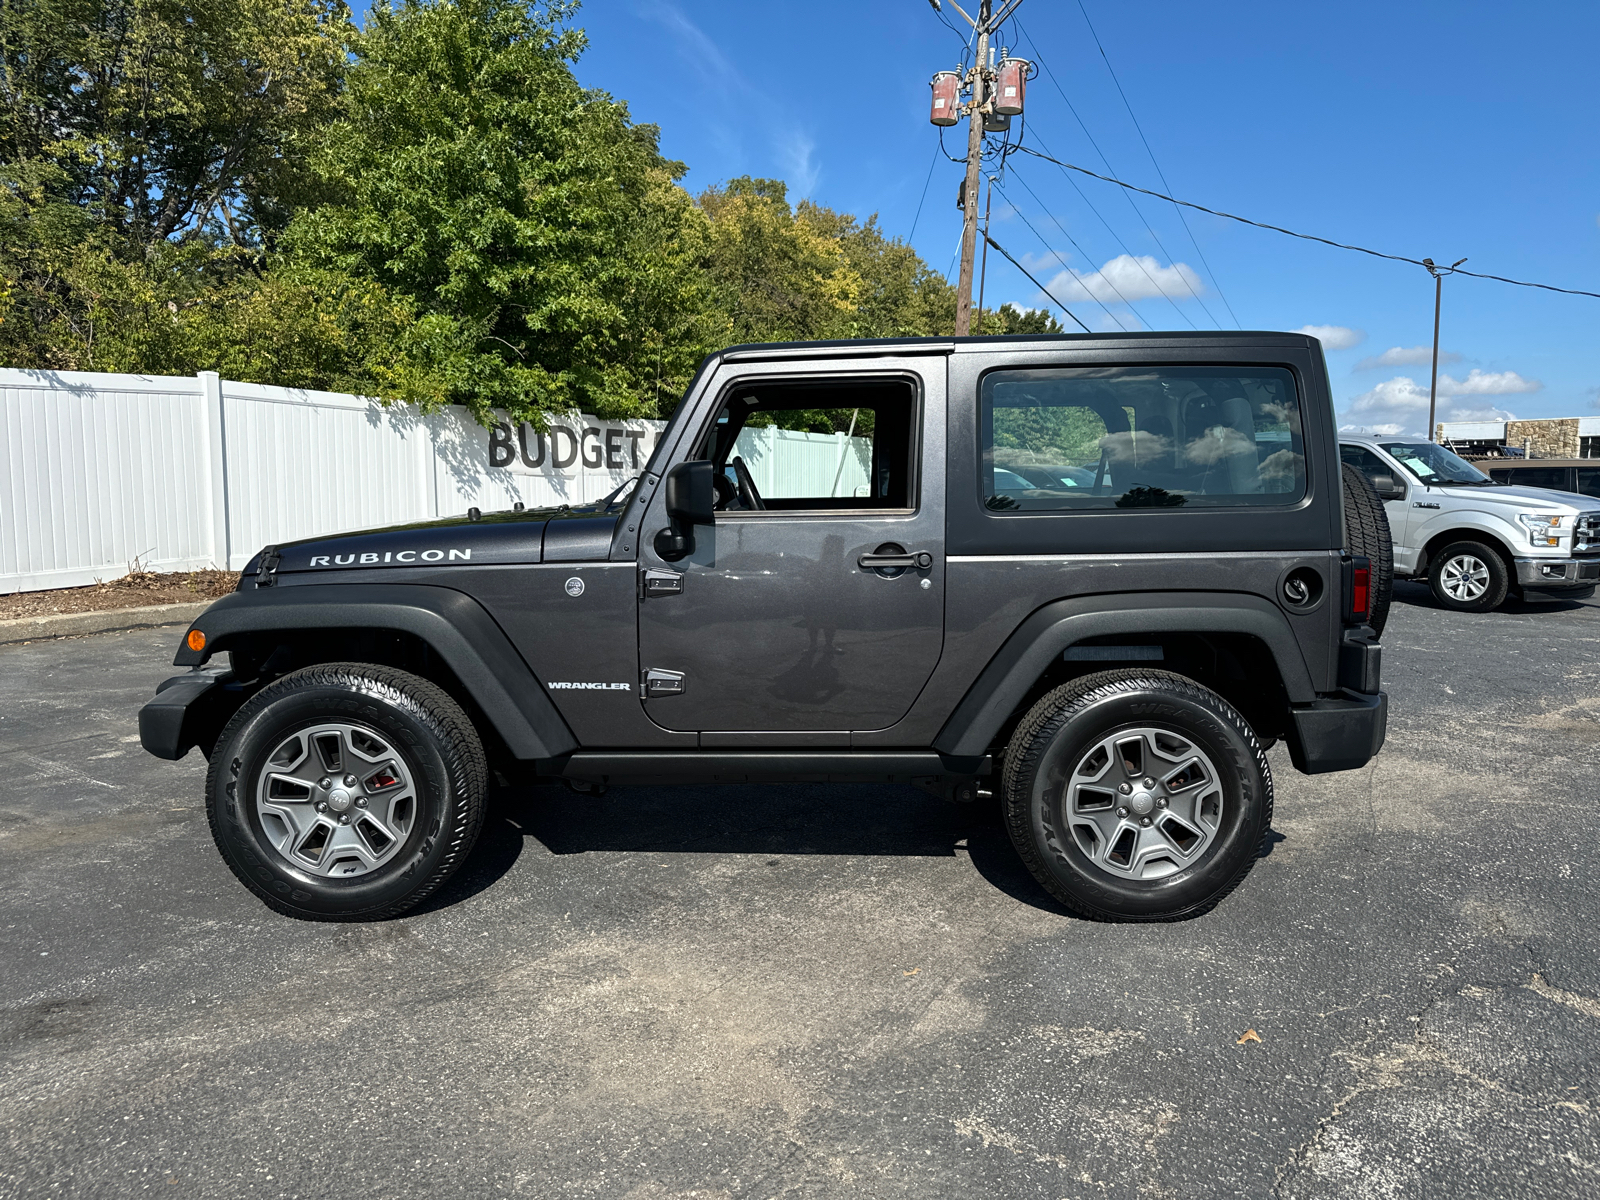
(206, 663), (486, 921)
(1429, 539), (1509, 613)
(1002, 670), (1272, 921)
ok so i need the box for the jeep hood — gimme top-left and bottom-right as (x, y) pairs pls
(241, 506), (621, 580)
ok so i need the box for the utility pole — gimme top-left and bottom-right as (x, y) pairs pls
(953, 0), (992, 336)
(929, 0), (1025, 334)
(1422, 257), (1467, 442)
(975, 173), (993, 333)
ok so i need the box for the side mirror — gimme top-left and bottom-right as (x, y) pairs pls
(1370, 474), (1405, 501)
(654, 459), (715, 561)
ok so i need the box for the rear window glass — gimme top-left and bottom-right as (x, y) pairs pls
(981, 366), (1306, 511)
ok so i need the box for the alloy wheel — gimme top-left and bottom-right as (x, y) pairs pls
(254, 722), (418, 877)
(1059, 726), (1224, 880)
(1440, 554), (1490, 602)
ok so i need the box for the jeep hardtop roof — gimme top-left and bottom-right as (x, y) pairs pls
(710, 330), (1323, 362)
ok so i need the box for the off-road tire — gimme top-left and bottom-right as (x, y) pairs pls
(1002, 670), (1273, 922)
(206, 663), (486, 921)
(1428, 539), (1509, 613)
(1342, 463), (1393, 636)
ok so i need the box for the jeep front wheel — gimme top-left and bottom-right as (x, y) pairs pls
(206, 663), (486, 921)
(1002, 670), (1272, 921)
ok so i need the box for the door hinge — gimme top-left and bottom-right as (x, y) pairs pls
(256, 545), (281, 587)
(642, 668), (686, 698)
(640, 567), (684, 598)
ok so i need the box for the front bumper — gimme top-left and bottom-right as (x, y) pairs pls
(1286, 691), (1387, 775)
(1515, 557), (1600, 589)
(138, 667), (245, 760)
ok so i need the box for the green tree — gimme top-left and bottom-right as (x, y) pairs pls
(0, 0), (355, 368)
(288, 0), (711, 425)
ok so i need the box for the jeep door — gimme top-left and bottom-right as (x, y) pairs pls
(636, 354), (947, 738)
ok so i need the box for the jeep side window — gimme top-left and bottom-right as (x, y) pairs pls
(981, 366), (1305, 511)
(696, 378), (917, 511)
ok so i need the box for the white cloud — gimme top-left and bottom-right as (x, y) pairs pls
(1440, 368), (1542, 396)
(1340, 370), (1538, 436)
(1340, 422), (1407, 436)
(1355, 345), (1463, 371)
(778, 131), (819, 198)
(1041, 254), (1203, 304)
(1294, 324), (1365, 351)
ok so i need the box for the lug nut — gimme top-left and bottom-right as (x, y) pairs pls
(1156, 797), (1168, 808)
(338, 814), (350, 825)
(318, 777), (331, 790)
(1117, 806), (1129, 817)
(316, 801), (328, 813)
(1143, 778), (1156, 789)
(355, 797), (368, 808)
(344, 774), (357, 787)
(1119, 782), (1132, 794)
(1140, 817), (1152, 827)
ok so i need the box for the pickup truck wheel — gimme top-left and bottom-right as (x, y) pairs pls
(1341, 463), (1393, 635)
(205, 663), (486, 921)
(1428, 540), (1509, 613)
(1002, 670), (1272, 921)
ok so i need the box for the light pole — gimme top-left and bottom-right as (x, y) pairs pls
(1422, 256), (1467, 442)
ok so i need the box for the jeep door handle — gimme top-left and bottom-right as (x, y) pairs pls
(858, 550), (933, 570)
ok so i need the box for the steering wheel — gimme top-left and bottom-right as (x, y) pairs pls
(732, 456), (765, 510)
(712, 471), (737, 511)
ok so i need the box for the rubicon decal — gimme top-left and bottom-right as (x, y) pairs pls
(307, 549), (472, 566)
(547, 681), (633, 691)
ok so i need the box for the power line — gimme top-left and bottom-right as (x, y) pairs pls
(1015, 145), (1600, 301)
(992, 175), (1132, 330)
(908, 141), (941, 243)
(1015, 21), (1222, 327)
(1021, 134), (1199, 329)
(980, 232), (1092, 332)
(1072, 0), (1241, 327)
(1012, 24), (1203, 329)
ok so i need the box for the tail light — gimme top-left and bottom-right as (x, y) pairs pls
(1343, 555), (1372, 624)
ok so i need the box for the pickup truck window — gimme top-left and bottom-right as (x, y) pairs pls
(981, 366), (1305, 511)
(1378, 442), (1491, 486)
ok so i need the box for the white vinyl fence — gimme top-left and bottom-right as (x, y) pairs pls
(1, 369), (877, 594)
(0, 369), (663, 593)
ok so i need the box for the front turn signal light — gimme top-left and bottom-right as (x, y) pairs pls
(186, 629), (207, 652)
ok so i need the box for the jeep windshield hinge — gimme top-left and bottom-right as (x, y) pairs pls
(640, 568), (684, 598)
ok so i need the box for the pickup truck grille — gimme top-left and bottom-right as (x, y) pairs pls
(1577, 513), (1600, 555)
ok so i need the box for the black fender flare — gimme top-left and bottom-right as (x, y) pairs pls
(174, 584), (577, 759)
(932, 592), (1315, 758)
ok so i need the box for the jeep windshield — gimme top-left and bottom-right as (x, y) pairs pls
(1378, 442), (1493, 486)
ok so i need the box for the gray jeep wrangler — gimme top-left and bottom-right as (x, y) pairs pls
(140, 332), (1388, 923)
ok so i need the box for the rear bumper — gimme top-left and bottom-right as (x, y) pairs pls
(138, 667), (244, 761)
(1515, 557), (1600, 589)
(1286, 691), (1387, 775)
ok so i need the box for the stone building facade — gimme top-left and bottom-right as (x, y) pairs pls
(1436, 416), (1600, 459)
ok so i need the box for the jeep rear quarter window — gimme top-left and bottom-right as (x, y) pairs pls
(980, 366), (1306, 512)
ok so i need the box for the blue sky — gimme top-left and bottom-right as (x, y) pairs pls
(554, 1), (1599, 434)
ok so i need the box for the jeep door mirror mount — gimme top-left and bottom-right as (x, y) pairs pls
(654, 459), (715, 561)
(1370, 474), (1405, 501)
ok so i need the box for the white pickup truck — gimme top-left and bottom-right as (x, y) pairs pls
(1340, 434), (1600, 612)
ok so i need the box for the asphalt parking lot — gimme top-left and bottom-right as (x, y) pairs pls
(3, 582), (1599, 1199)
